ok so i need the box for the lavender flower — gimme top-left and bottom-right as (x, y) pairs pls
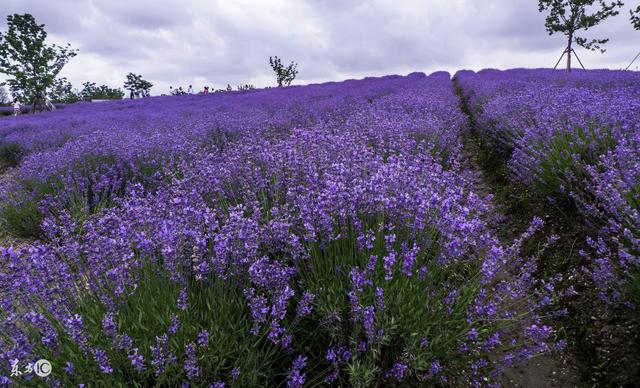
(197, 330), (209, 348)
(184, 343), (201, 380)
(286, 356), (307, 388)
(168, 314), (180, 335)
(128, 347), (145, 372)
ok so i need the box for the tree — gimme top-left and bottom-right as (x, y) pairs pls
(79, 82), (124, 100)
(632, 5), (640, 29)
(137, 80), (153, 96)
(538, 0), (624, 71)
(123, 73), (153, 98)
(49, 77), (80, 104)
(269, 56), (298, 86)
(0, 14), (78, 111)
(0, 86), (9, 105)
(94, 85), (124, 100)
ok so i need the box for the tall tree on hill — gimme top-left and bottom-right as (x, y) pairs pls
(123, 73), (153, 99)
(0, 14), (78, 112)
(269, 56), (298, 87)
(538, 0), (624, 71)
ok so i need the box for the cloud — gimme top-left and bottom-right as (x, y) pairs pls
(0, 0), (638, 94)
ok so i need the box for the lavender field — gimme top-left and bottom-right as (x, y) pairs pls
(0, 70), (638, 386)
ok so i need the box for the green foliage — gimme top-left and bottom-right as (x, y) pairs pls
(17, 268), (281, 387)
(0, 14), (78, 110)
(0, 197), (43, 239)
(269, 56), (298, 87)
(534, 124), (616, 206)
(0, 153), (170, 239)
(628, 270), (640, 307)
(295, 217), (487, 385)
(49, 77), (81, 104)
(0, 142), (24, 169)
(50, 79), (125, 103)
(631, 5), (640, 30)
(80, 82), (124, 101)
(123, 73), (153, 95)
(538, 0), (624, 70)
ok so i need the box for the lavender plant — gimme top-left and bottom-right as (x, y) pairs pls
(0, 73), (562, 386)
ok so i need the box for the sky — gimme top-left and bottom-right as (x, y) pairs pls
(1, 0), (639, 95)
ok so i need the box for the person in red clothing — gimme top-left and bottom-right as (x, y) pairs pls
(203, 86), (209, 94)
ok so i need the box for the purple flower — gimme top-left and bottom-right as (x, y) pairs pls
(231, 367), (240, 380)
(117, 333), (133, 351)
(101, 313), (118, 343)
(150, 334), (176, 377)
(64, 361), (75, 375)
(286, 356), (307, 388)
(387, 362), (409, 381)
(177, 288), (188, 311)
(296, 292), (315, 317)
(184, 343), (201, 380)
(128, 347), (145, 372)
(197, 330), (209, 348)
(92, 348), (113, 374)
(168, 314), (180, 335)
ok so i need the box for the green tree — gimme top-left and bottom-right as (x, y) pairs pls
(0, 14), (78, 111)
(538, 0), (624, 71)
(49, 77), (80, 104)
(632, 5), (640, 29)
(80, 82), (124, 100)
(79, 81), (98, 101)
(95, 85), (124, 100)
(137, 79), (153, 96)
(0, 85), (8, 105)
(123, 72), (152, 98)
(269, 56), (298, 86)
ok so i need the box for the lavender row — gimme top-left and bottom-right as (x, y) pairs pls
(455, 68), (640, 305)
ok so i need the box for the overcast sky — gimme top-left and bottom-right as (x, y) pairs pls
(2, 0), (639, 94)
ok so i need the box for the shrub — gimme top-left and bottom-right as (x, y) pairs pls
(0, 142), (25, 169)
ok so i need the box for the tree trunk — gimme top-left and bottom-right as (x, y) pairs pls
(566, 35), (573, 72)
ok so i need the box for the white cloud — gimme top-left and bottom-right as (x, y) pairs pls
(1, 0), (638, 95)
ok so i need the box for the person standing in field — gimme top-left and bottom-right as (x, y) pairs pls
(13, 99), (20, 116)
(45, 97), (55, 111)
(187, 85), (194, 94)
(203, 86), (209, 94)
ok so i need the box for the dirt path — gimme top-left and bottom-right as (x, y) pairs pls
(457, 134), (584, 388)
